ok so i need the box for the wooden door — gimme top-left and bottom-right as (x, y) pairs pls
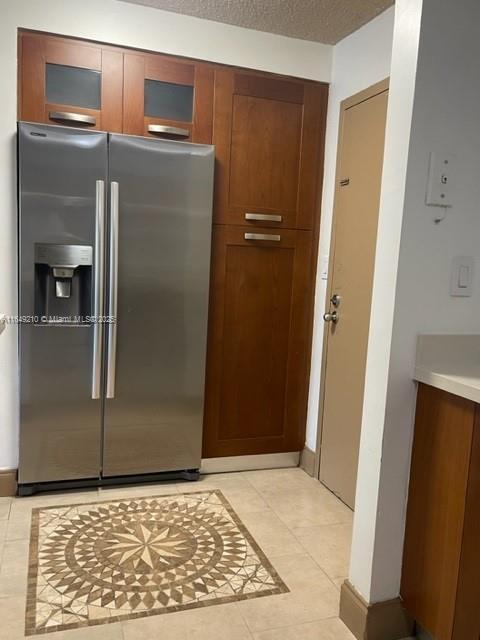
(319, 81), (388, 508)
(203, 226), (313, 457)
(123, 52), (213, 143)
(19, 31), (123, 132)
(213, 68), (328, 229)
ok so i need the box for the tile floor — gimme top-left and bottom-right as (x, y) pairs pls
(0, 468), (355, 639)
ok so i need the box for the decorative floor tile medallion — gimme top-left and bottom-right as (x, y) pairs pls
(25, 490), (288, 635)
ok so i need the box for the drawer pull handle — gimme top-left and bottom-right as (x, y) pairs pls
(245, 213), (282, 222)
(49, 111), (96, 126)
(244, 233), (281, 242)
(148, 124), (189, 137)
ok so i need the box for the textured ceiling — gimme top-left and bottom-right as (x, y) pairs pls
(119, 0), (394, 44)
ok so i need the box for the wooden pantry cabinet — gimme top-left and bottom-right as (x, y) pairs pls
(212, 67), (327, 230)
(202, 226), (314, 458)
(203, 68), (327, 458)
(17, 30), (328, 460)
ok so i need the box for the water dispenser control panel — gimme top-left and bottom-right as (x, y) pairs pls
(35, 244), (93, 269)
(34, 243), (93, 324)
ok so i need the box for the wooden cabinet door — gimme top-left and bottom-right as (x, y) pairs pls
(401, 384), (476, 640)
(123, 52), (213, 143)
(452, 404), (480, 639)
(213, 68), (327, 229)
(203, 225), (313, 458)
(19, 32), (123, 132)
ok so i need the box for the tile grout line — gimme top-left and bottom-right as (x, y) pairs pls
(272, 506), (352, 533)
(239, 469), (353, 587)
(279, 492), (351, 593)
(293, 541), (348, 593)
(238, 601), (346, 638)
(249, 614), (348, 639)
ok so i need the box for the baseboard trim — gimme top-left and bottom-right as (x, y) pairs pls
(7, 456), (300, 492)
(340, 580), (414, 640)
(200, 452), (300, 474)
(0, 468), (17, 496)
(299, 446), (316, 476)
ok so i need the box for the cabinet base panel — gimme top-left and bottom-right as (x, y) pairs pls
(200, 452), (299, 474)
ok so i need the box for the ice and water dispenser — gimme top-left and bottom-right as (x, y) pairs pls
(34, 244), (93, 324)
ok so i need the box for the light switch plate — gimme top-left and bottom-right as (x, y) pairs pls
(320, 254), (329, 281)
(450, 256), (474, 297)
(426, 152), (454, 207)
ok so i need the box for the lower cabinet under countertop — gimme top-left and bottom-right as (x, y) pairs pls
(401, 382), (480, 640)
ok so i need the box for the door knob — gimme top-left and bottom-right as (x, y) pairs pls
(323, 310), (338, 324)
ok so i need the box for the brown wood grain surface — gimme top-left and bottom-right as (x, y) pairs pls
(122, 51), (212, 142)
(202, 225), (312, 457)
(401, 383), (475, 640)
(123, 53), (145, 135)
(20, 32), (121, 131)
(192, 64), (214, 144)
(45, 37), (101, 70)
(452, 404), (480, 639)
(213, 67), (328, 231)
(101, 49), (123, 133)
(145, 56), (194, 85)
(19, 32), (45, 122)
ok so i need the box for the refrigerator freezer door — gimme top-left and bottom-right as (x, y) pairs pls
(18, 123), (108, 484)
(103, 135), (214, 476)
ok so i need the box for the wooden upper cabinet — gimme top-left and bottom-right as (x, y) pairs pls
(123, 52), (214, 143)
(203, 226), (313, 458)
(213, 68), (328, 230)
(19, 32), (123, 132)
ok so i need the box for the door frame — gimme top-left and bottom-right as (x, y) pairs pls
(313, 78), (390, 481)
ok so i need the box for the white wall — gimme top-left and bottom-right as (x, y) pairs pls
(0, 0), (332, 471)
(305, 7), (395, 450)
(350, 0), (480, 603)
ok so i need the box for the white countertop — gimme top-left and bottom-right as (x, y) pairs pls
(414, 334), (480, 404)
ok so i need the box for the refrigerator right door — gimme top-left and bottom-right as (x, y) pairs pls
(103, 135), (214, 476)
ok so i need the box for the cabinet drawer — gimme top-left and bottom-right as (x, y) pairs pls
(213, 68), (328, 230)
(19, 32), (123, 132)
(203, 225), (313, 457)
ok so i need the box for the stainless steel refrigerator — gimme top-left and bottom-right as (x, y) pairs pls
(17, 122), (214, 494)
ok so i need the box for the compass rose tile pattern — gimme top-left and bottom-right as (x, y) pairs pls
(25, 490), (288, 635)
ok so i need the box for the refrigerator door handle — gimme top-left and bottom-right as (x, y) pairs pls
(92, 179), (105, 399)
(106, 181), (119, 399)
